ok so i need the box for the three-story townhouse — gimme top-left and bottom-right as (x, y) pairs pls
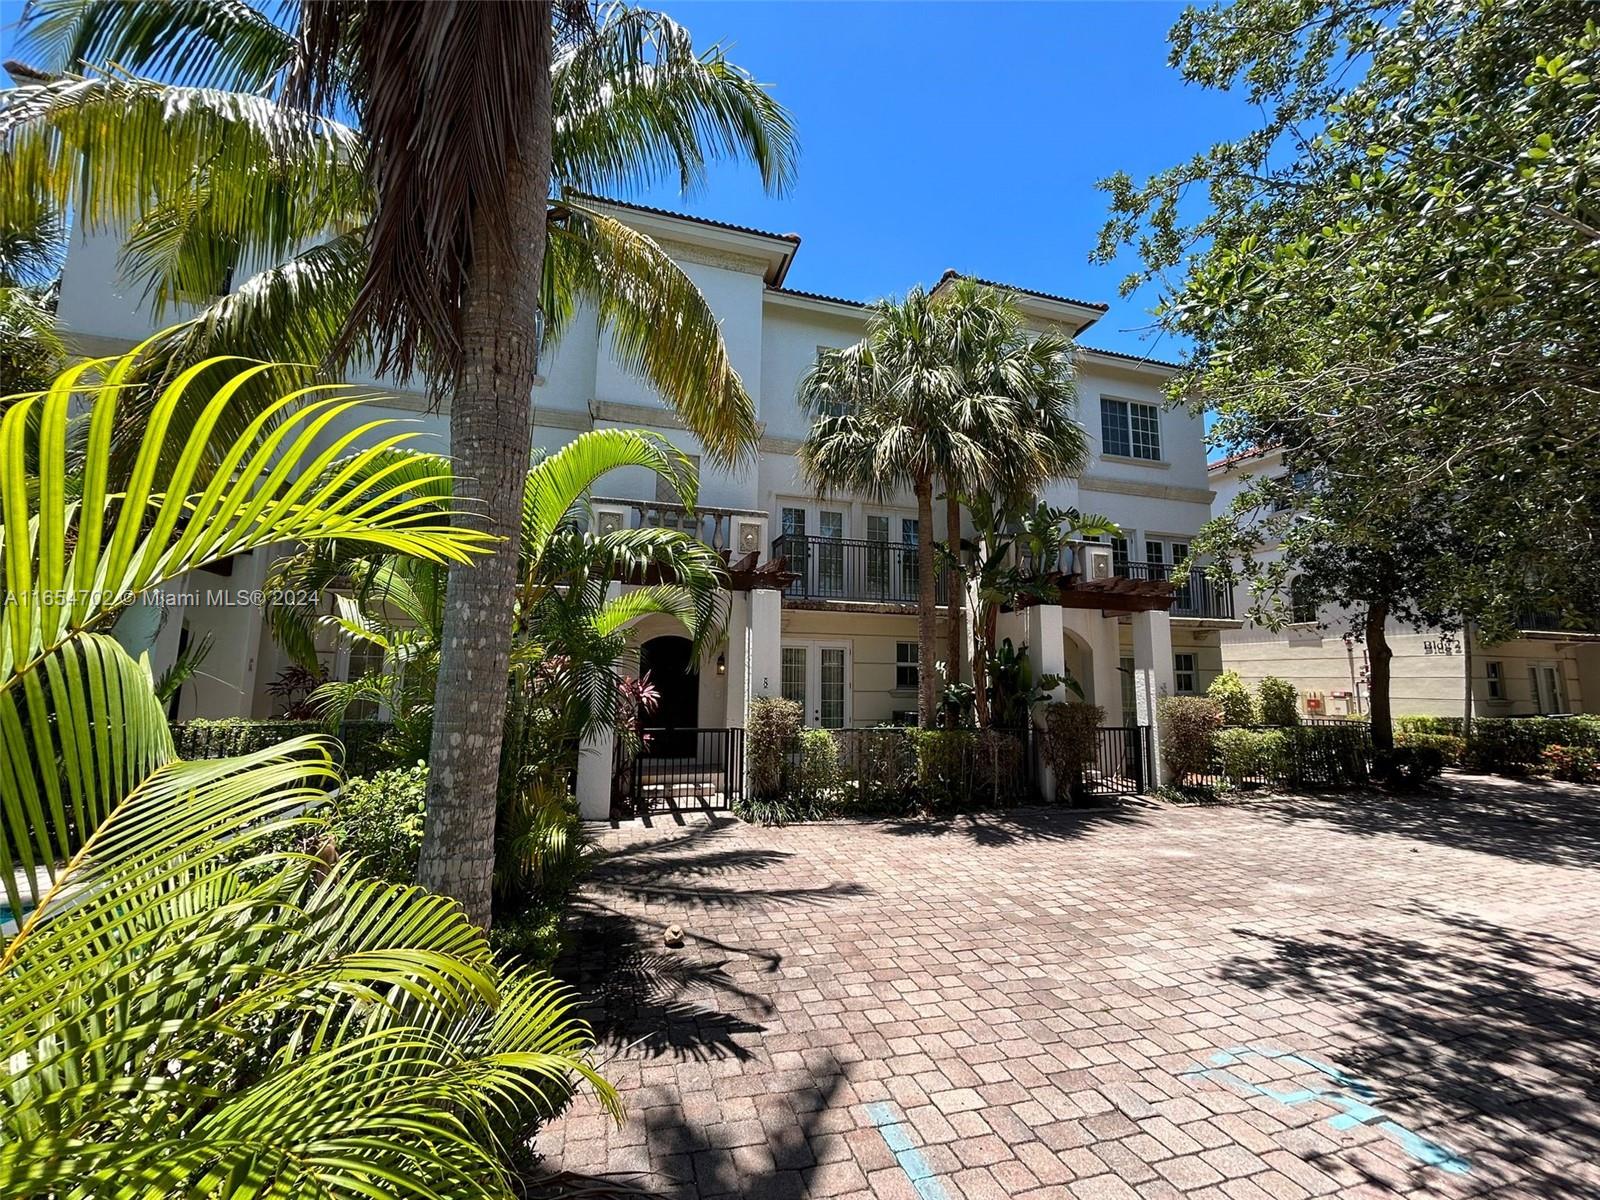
(54, 198), (1236, 811)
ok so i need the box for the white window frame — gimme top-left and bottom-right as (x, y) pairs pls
(1174, 652), (1198, 695)
(1486, 660), (1504, 701)
(895, 641), (919, 692)
(780, 639), (853, 728)
(1100, 396), (1162, 462)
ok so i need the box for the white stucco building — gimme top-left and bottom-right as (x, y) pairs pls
(58, 198), (1236, 811)
(1209, 447), (1600, 720)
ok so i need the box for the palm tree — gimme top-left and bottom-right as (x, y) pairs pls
(295, 431), (726, 763)
(0, 347), (618, 1196)
(4, 0), (795, 926)
(931, 280), (1091, 684)
(798, 284), (1088, 725)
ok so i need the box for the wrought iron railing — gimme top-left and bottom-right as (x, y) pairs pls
(1080, 725), (1152, 797)
(1515, 610), (1600, 634)
(1114, 561), (1236, 620)
(612, 726), (745, 815)
(771, 534), (948, 604)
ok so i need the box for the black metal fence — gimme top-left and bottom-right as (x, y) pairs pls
(1185, 722), (1372, 790)
(771, 534), (948, 604)
(613, 727), (744, 814)
(772, 724), (1034, 812)
(1080, 725), (1152, 797)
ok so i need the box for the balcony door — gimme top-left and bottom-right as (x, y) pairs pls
(780, 640), (852, 728)
(780, 505), (846, 597)
(865, 512), (919, 602)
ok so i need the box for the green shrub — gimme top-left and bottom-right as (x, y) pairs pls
(173, 717), (401, 777)
(330, 762), (429, 883)
(1374, 745), (1444, 787)
(1214, 727), (1293, 783)
(1392, 714), (1600, 776)
(1254, 676), (1300, 726)
(912, 729), (977, 810)
(489, 904), (567, 969)
(1395, 730), (1466, 767)
(732, 793), (806, 826)
(746, 697), (802, 799)
(1207, 671), (1255, 727)
(797, 728), (842, 809)
(836, 728), (919, 814)
(1158, 696), (1222, 785)
(1541, 744), (1600, 783)
(1041, 701), (1103, 797)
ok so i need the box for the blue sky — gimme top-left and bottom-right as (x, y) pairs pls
(636, 1), (1260, 362)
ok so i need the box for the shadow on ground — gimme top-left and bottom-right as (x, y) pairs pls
(878, 799), (1155, 847)
(557, 821), (869, 1066)
(1252, 773), (1600, 870)
(1222, 900), (1600, 1198)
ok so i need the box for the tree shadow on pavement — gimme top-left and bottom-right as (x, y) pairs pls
(1220, 900), (1600, 1198)
(556, 821), (870, 1066)
(1252, 773), (1600, 870)
(879, 800), (1155, 847)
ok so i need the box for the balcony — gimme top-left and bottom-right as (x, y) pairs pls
(1516, 610), (1600, 636)
(771, 533), (948, 605)
(590, 497), (765, 554)
(1115, 561), (1236, 621)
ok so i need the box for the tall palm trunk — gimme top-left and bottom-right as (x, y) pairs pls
(1365, 599), (1394, 753)
(915, 475), (938, 725)
(417, 35), (554, 929)
(944, 488), (963, 706)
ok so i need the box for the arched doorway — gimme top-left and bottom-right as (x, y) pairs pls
(639, 635), (699, 757)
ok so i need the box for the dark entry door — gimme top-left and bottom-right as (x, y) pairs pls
(639, 636), (699, 757)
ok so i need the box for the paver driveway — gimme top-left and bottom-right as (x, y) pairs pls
(541, 776), (1600, 1199)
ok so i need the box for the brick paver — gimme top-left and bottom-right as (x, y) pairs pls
(540, 774), (1600, 1198)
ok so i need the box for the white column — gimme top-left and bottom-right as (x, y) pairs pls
(1025, 603), (1066, 801)
(1092, 614), (1124, 723)
(1131, 609), (1176, 784)
(576, 723), (616, 821)
(748, 587), (782, 700)
(723, 590), (751, 728)
(576, 580), (624, 821)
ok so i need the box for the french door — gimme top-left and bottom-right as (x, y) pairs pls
(780, 640), (852, 728)
(781, 504), (847, 597)
(1530, 663), (1566, 714)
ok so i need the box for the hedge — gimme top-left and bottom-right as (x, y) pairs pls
(171, 718), (402, 778)
(772, 726), (1033, 816)
(1395, 715), (1600, 775)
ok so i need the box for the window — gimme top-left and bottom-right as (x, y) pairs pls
(1111, 536), (1130, 575)
(896, 642), (919, 690)
(1486, 660), (1504, 700)
(781, 646), (807, 709)
(1174, 653), (1197, 695)
(1289, 576), (1318, 625)
(1100, 397), (1161, 461)
(1146, 539), (1167, 580)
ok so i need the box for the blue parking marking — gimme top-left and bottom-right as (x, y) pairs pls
(865, 1102), (951, 1200)
(1181, 1045), (1470, 1175)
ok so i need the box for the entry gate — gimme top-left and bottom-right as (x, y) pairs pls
(614, 727), (745, 814)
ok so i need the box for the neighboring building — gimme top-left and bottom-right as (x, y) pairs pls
(1209, 447), (1600, 719)
(58, 198), (1234, 811)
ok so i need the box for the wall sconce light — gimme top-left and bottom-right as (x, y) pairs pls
(716, 653), (727, 676)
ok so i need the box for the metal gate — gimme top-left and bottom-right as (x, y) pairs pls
(1082, 725), (1151, 797)
(614, 727), (744, 815)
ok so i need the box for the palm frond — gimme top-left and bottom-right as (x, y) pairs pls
(16, 0), (300, 93)
(0, 71), (365, 252)
(0, 347), (492, 917)
(547, 201), (759, 465)
(554, 5), (797, 198)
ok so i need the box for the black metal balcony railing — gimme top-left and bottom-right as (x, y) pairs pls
(771, 533), (948, 604)
(1516, 610), (1600, 635)
(1114, 561), (1236, 620)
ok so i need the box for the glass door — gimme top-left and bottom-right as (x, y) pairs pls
(899, 517), (920, 601)
(865, 514), (890, 599)
(782, 641), (851, 727)
(817, 509), (845, 597)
